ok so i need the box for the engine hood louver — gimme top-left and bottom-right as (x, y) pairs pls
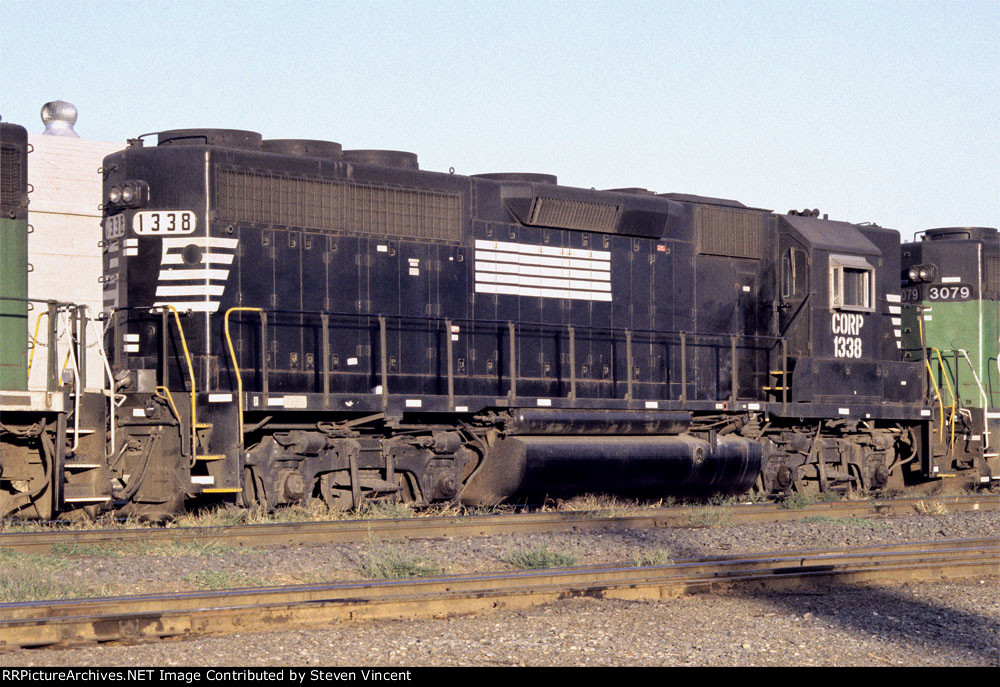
(499, 182), (683, 239)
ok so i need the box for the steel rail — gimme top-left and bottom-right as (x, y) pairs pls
(0, 495), (995, 555)
(1, 538), (996, 650)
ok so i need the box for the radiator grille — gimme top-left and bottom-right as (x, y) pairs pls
(0, 145), (24, 209)
(527, 197), (619, 233)
(695, 206), (764, 259)
(985, 256), (1000, 297)
(216, 169), (462, 241)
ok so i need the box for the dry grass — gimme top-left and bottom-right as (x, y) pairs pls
(632, 548), (673, 567)
(914, 500), (948, 515)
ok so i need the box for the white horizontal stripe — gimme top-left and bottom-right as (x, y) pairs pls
(158, 268), (231, 281)
(475, 260), (610, 281)
(888, 306), (901, 314)
(894, 329), (901, 337)
(156, 284), (226, 297)
(162, 253), (235, 265)
(886, 294), (901, 303)
(941, 276), (961, 283)
(191, 475), (215, 485)
(891, 317), (901, 325)
(475, 251), (610, 271)
(476, 282), (612, 302)
(162, 237), (239, 250)
(153, 301), (221, 313)
(479, 272), (611, 291)
(475, 239), (610, 261)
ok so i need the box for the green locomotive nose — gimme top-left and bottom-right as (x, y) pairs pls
(0, 122), (29, 391)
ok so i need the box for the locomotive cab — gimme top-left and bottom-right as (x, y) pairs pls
(774, 215), (920, 408)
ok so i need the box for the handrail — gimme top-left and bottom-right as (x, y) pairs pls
(162, 305), (198, 463)
(929, 347), (957, 451)
(924, 357), (946, 442)
(110, 304), (786, 346)
(25, 310), (48, 379)
(224, 307), (264, 448)
(125, 304), (790, 410)
(957, 349), (991, 451)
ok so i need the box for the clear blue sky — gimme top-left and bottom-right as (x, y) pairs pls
(2, 0), (997, 236)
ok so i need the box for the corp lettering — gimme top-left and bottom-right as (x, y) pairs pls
(831, 313), (864, 336)
(831, 313), (864, 359)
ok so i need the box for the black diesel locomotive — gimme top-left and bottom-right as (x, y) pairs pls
(1, 125), (994, 519)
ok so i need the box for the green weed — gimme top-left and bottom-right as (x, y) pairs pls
(502, 545), (578, 569)
(0, 549), (109, 602)
(357, 545), (443, 579)
(632, 549), (674, 567)
(182, 570), (271, 589)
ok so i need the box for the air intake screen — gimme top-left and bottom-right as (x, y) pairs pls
(216, 169), (462, 241)
(527, 197), (620, 233)
(0, 145), (23, 208)
(985, 256), (1000, 298)
(695, 206), (764, 259)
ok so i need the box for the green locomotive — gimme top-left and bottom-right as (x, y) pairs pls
(901, 227), (1000, 485)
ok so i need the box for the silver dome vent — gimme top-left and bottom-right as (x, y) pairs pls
(41, 100), (79, 137)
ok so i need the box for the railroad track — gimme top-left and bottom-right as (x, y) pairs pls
(1, 494), (994, 554)
(1, 537), (996, 650)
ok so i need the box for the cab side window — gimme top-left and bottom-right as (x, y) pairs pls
(829, 254), (875, 312)
(781, 248), (807, 299)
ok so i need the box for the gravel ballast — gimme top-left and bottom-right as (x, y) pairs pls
(1, 510), (998, 666)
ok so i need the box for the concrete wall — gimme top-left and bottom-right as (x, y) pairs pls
(27, 135), (123, 389)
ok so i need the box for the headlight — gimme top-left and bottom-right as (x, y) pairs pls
(108, 179), (149, 208)
(908, 263), (937, 283)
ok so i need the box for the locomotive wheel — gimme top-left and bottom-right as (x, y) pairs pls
(243, 467), (273, 512)
(318, 472), (353, 509)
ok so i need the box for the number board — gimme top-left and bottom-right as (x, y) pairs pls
(133, 210), (197, 235)
(901, 284), (973, 303)
(104, 213), (126, 239)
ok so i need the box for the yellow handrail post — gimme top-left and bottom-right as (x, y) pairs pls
(26, 310), (48, 379)
(164, 305), (198, 461)
(224, 307), (264, 449)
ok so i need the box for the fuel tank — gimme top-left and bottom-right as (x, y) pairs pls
(460, 433), (761, 505)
